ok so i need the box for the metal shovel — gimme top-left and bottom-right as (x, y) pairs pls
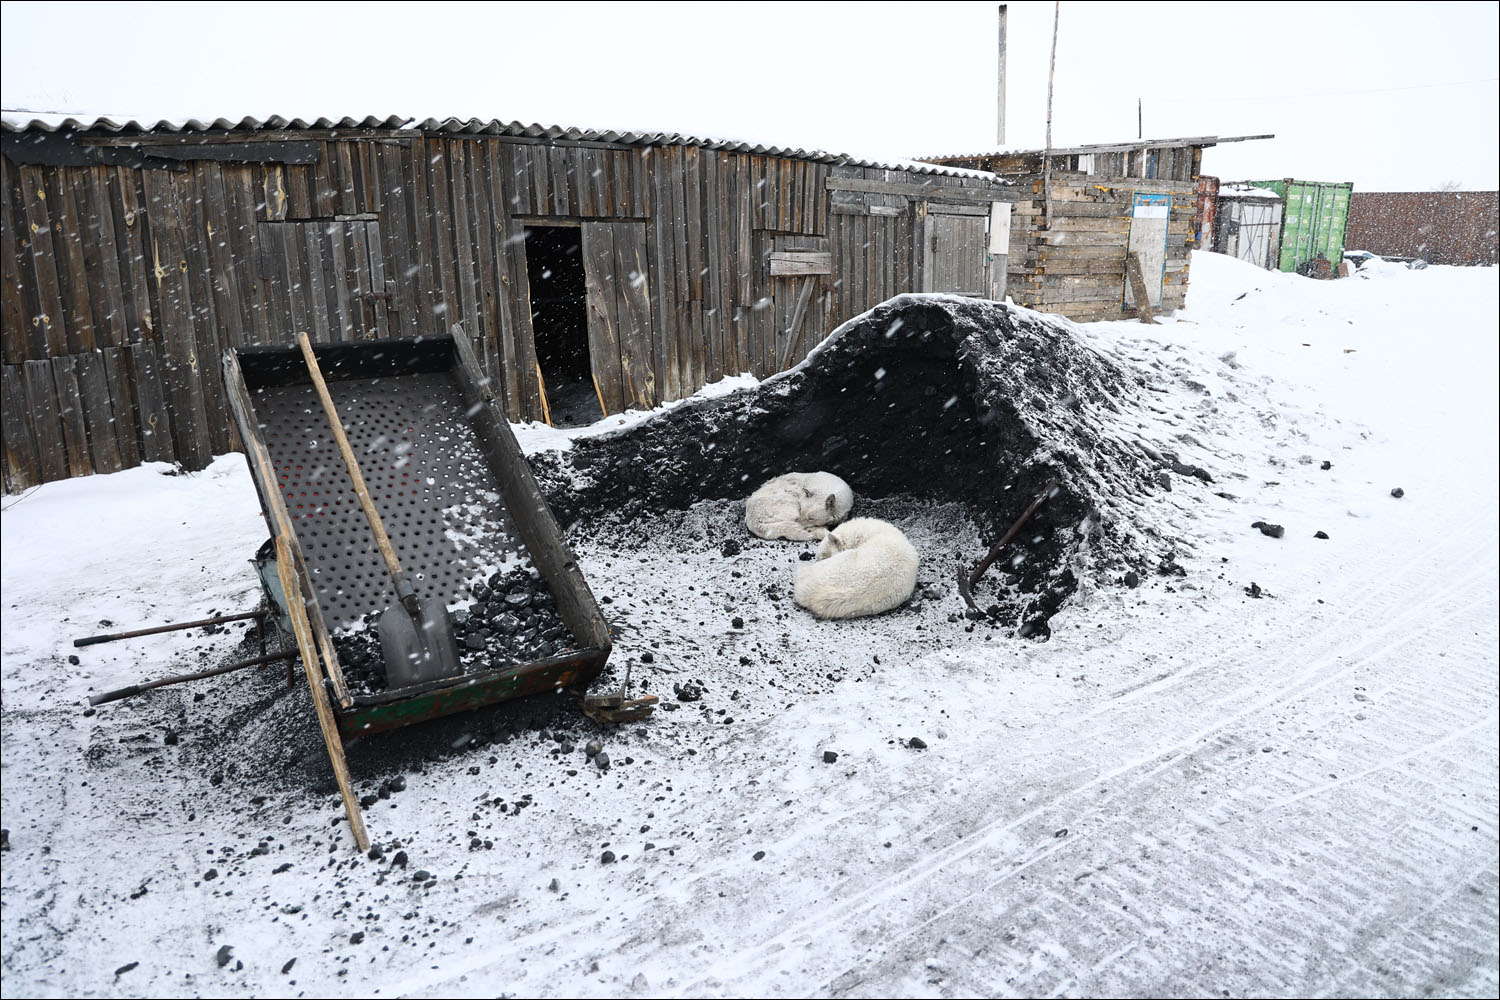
(297, 333), (464, 690)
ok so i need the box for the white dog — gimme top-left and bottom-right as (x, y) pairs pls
(745, 471), (854, 541)
(794, 517), (918, 619)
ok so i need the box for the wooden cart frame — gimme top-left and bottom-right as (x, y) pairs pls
(223, 329), (612, 848)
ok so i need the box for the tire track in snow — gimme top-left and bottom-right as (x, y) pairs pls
(801, 544), (1498, 996)
(1074, 507), (1496, 723)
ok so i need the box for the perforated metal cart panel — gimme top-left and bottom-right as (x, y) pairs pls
(253, 373), (524, 630)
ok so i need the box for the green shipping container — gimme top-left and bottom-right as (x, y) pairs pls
(1246, 179), (1353, 274)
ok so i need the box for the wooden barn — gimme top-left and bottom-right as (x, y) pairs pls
(1, 114), (1019, 491)
(921, 134), (1270, 322)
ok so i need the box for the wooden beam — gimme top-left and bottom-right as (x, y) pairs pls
(1042, 0), (1060, 230)
(825, 177), (1020, 203)
(276, 535), (370, 853)
(996, 4), (1008, 147)
(1125, 252), (1159, 325)
(768, 251), (833, 276)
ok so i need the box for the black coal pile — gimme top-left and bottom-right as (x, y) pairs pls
(532, 294), (1168, 629)
(334, 566), (577, 693)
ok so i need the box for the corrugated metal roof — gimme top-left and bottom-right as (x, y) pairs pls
(918, 134), (1275, 164)
(0, 113), (1002, 180)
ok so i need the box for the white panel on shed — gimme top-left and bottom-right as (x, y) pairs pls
(988, 202), (1011, 255)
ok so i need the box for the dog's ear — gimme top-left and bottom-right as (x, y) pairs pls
(824, 494), (837, 515)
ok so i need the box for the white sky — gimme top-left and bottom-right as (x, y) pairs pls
(2, 0), (1497, 191)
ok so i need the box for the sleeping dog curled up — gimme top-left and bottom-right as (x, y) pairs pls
(745, 471), (854, 541)
(793, 517), (918, 619)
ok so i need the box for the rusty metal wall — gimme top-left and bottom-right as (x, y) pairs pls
(1345, 191), (1499, 266)
(1195, 175), (1219, 250)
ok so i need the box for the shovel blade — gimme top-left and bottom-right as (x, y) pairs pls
(379, 598), (464, 690)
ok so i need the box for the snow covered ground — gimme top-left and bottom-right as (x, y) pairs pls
(2, 252), (1496, 997)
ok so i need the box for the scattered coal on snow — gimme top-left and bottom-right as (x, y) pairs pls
(533, 293), (1172, 634)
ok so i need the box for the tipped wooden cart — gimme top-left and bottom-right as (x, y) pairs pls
(223, 329), (613, 849)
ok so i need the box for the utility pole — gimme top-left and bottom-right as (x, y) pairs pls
(996, 5), (1008, 147)
(1042, 1), (1060, 229)
(1138, 97), (1143, 139)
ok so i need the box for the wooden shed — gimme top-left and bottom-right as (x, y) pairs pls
(921, 134), (1271, 322)
(2, 115), (1019, 491)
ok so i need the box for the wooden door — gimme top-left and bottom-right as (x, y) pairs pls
(922, 210), (988, 296)
(258, 218), (390, 343)
(764, 234), (832, 372)
(580, 221), (655, 414)
(1124, 193), (1170, 309)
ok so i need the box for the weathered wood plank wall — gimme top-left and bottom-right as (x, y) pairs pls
(1002, 173), (1199, 323)
(3, 130), (1011, 492)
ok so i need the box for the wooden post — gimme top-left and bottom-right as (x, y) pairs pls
(276, 535), (370, 853)
(996, 5), (1008, 147)
(1042, 1), (1060, 230)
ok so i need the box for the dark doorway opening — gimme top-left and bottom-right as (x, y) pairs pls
(524, 225), (602, 426)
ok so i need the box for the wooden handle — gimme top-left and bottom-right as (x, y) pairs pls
(277, 535), (370, 852)
(297, 333), (419, 616)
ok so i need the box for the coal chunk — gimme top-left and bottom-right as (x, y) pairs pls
(1251, 521), (1285, 538)
(1390, 487), (1405, 498)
